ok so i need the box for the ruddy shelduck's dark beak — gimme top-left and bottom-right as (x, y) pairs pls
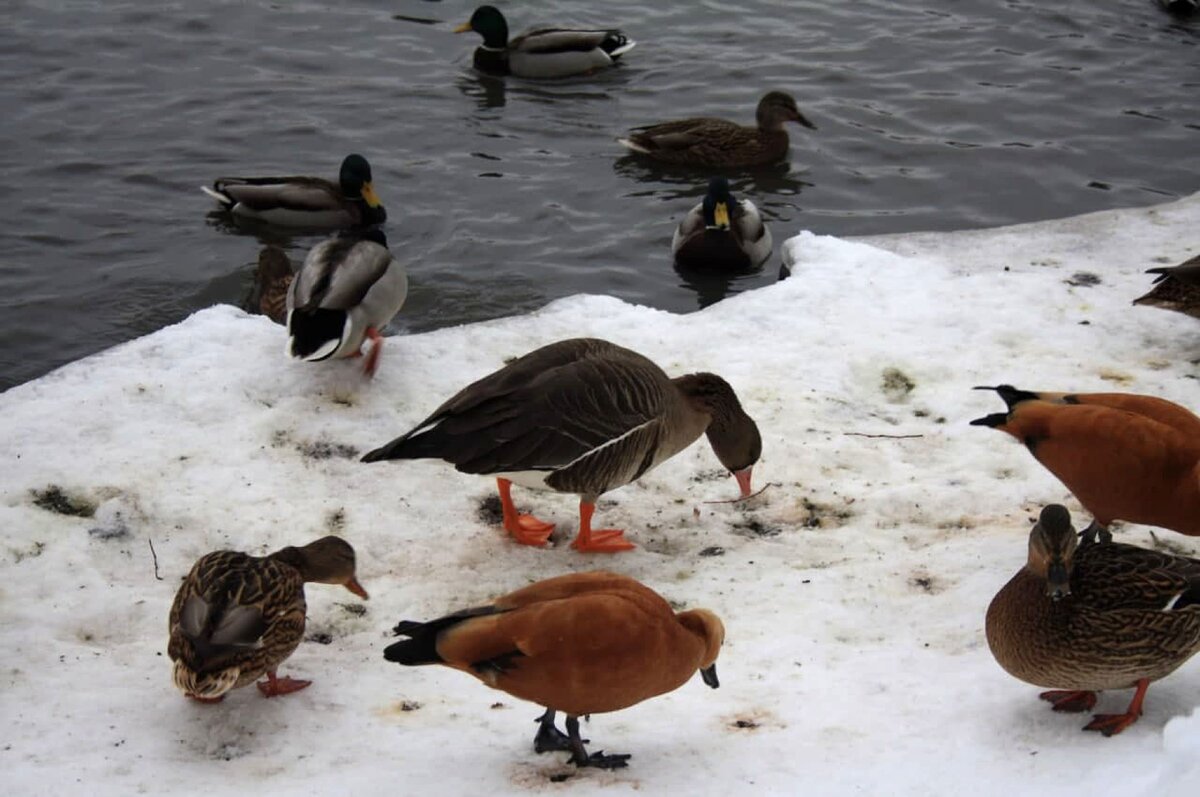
(701, 664), (720, 689)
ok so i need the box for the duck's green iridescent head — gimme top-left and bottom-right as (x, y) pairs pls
(339, 153), (382, 209)
(454, 5), (509, 48)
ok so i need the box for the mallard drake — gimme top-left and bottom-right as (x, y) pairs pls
(986, 505), (1200, 736)
(453, 5), (635, 79)
(201, 154), (386, 229)
(286, 229), (408, 378)
(1133, 254), (1200, 320)
(248, 246), (293, 325)
(971, 385), (1200, 542)
(361, 337), (761, 552)
(618, 91), (816, 169)
(384, 571), (723, 768)
(1159, 0), (1198, 16)
(168, 536), (368, 702)
(673, 177), (772, 271)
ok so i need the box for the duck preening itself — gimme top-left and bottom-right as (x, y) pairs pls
(285, 229), (408, 378)
(986, 505), (1200, 736)
(383, 571), (724, 768)
(361, 338), (761, 552)
(168, 536), (368, 702)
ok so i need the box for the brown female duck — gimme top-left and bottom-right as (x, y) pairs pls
(618, 91), (816, 168)
(168, 536), (368, 702)
(248, 246), (293, 325)
(361, 337), (762, 552)
(986, 505), (1200, 736)
(384, 571), (724, 768)
(971, 385), (1200, 542)
(1133, 254), (1200, 320)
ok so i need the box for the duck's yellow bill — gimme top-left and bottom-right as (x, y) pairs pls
(713, 202), (731, 229)
(361, 182), (382, 208)
(453, 21), (472, 33)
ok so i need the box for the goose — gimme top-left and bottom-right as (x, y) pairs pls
(986, 505), (1200, 736)
(618, 91), (815, 169)
(361, 338), (761, 552)
(286, 229), (408, 378)
(202, 154), (386, 229)
(168, 536), (368, 702)
(384, 571), (723, 768)
(971, 385), (1200, 542)
(454, 5), (635, 79)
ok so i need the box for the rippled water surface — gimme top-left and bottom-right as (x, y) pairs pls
(2, 0), (1197, 389)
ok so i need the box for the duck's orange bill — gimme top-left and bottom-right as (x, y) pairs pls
(345, 577), (370, 600)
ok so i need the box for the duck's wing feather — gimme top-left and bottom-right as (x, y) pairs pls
(212, 176), (340, 212)
(290, 238), (392, 312)
(514, 27), (616, 53)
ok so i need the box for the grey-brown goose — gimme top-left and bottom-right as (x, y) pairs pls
(986, 504), (1200, 736)
(1133, 254), (1200, 321)
(618, 91), (816, 169)
(360, 338), (761, 552)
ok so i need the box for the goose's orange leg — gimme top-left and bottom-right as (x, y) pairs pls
(362, 327), (384, 378)
(1039, 690), (1097, 712)
(257, 670), (311, 698)
(570, 501), (635, 553)
(497, 478), (554, 546)
(1084, 678), (1149, 736)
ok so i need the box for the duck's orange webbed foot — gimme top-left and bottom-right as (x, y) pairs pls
(257, 671), (312, 698)
(570, 502), (635, 553)
(1083, 712), (1140, 736)
(497, 478), (554, 546)
(362, 327), (384, 378)
(1039, 690), (1097, 713)
(1082, 678), (1148, 737)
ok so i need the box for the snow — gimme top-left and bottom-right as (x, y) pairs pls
(1, 193), (1198, 796)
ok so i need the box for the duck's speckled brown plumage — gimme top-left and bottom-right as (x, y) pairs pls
(986, 505), (1200, 734)
(383, 571), (723, 768)
(249, 246), (293, 325)
(168, 536), (367, 700)
(619, 91), (816, 169)
(971, 385), (1200, 538)
(1133, 254), (1200, 320)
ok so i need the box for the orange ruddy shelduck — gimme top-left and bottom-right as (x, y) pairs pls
(971, 385), (1200, 542)
(383, 571), (724, 769)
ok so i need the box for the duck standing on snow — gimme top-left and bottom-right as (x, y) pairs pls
(1133, 254), (1200, 321)
(286, 229), (408, 378)
(618, 91), (816, 169)
(673, 177), (773, 271)
(454, 5), (635, 79)
(986, 505), (1200, 736)
(361, 337), (761, 552)
(383, 571), (724, 768)
(168, 536), (368, 702)
(971, 385), (1200, 542)
(201, 154), (386, 229)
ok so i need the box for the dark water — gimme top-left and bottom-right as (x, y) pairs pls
(2, 0), (1197, 391)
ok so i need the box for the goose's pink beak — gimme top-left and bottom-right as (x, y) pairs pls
(733, 467), (754, 498)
